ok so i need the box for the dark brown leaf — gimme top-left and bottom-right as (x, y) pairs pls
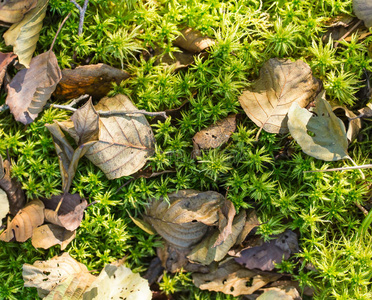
(0, 0), (37, 24)
(6, 50), (62, 124)
(0, 52), (16, 89)
(31, 224), (76, 250)
(53, 63), (130, 100)
(151, 99), (190, 125)
(333, 106), (361, 143)
(174, 28), (215, 53)
(156, 49), (195, 71)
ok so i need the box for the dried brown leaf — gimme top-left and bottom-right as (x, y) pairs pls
(0, 52), (16, 88)
(0, 199), (44, 242)
(6, 50), (62, 124)
(354, 0), (372, 27)
(333, 106), (361, 143)
(174, 28), (215, 53)
(53, 63), (130, 101)
(0, 188), (9, 226)
(0, 0), (37, 24)
(235, 210), (260, 246)
(214, 199), (236, 247)
(239, 58), (321, 135)
(156, 50), (195, 71)
(31, 224), (76, 250)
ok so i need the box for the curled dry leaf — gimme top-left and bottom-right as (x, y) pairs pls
(6, 50), (62, 125)
(357, 103), (372, 118)
(31, 224), (76, 250)
(0, 52), (16, 88)
(53, 63), (130, 101)
(82, 264), (152, 300)
(174, 28), (215, 53)
(23, 252), (95, 298)
(288, 91), (349, 161)
(3, 0), (48, 68)
(239, 58), (321, 135)
(235, 210), (260, 246)
(214, 198), (236, 247)
(193, 260), (281, 297)
(0, 188), (9, 226)
(333, 106), (361, 142)
(353, 0), (372, 27)
(0, 0), (37, 24)
(0, 199), (44, 242)
(235, 230), (298, 271)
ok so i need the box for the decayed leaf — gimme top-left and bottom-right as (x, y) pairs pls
(188, 210), (246, 265)
(144, 190), (226, 249)
(6, 50), (62, 124)
(193, 114), (236, 157)
(288, 91), (349, 161)
(0, 199), (44, 242)
(53, 63), (130, 100)
(42, 193), (88, 231)
(0, 52), (16, 88)
(23, 252), (95, 298)
(333, 106), (361, 142)
(354, 0), (372, 27)
(174, 28), (215, 53)
(0, 188), (9, 226)
(0, 155), (26, 215)
(83, 94), (155, 179)
(235, 230), (298, 271)
(82, 264), (152, 300)
(193, 260), (281, 297)
(31, 224), (76, 250)
(3, 0), (49, 67)
(239, 58), (321, 135)
(0, 0), (37, 24)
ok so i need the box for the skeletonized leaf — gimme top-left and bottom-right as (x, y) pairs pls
(0, 0), (37, 24)
(84, 94), (155, 179)
(174, 28), (215, 53)
(31, 224), (76, 250)
(239, 58), (321, 134)
(83, 264), (152, 300)
(193, 260), (281, 297)
(288, 91), (349, 161)
(144, 190), (226, 249)
(23, 252), (95, 298)
(0, 188), (9, 226)
(354, 0), (372, 27)
(0, 52), (16, 88)
(3, 0), (49, 67)
(333, 106), (361, 143)
(6, 50), (62, 124)
(0, 199), (44, 242)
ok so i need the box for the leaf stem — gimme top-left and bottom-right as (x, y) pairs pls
(50, 12), (71, 52)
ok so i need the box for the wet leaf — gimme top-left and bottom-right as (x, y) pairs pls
(288, 91), (349, 161)
(23, 252), (95, 298)
(0, 52), (16, 88)
(144, 190), (226, 249)
(53, 63), (130, 101)
(42, 193), (88, 231)
(235, 230), (298, 271)
(239, 58), (321, 135)
(0, 0), (37, 24)
(174, 28), (215, 53)
(83, 94), (155, 179)
(0, 155), (25, 215)
(3, 0), (49, 67)
(354, 0), (372, 27)
(31, 224), (76, 250)
(0, 188), (9, 226)
(193, 260), (281, 297)
(82, 264), (152, 300)
(333, 106), (361, 142)
(0, 199), (44, 242)
(6, 50), (62, 124)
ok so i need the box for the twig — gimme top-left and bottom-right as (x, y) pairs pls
(355, 202), (369, 216)
(0, 104), (9, 113)
(50, 12), (71, 52)
(70, 0), (89, 36)
(334, 19), (362, 48)
(97, 110), (168, 119)
(69, 94), (90, 106)
(51, 104), (77, 112)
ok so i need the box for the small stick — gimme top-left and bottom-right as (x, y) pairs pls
(69, 94), (90, 107)
(334, 19), (363, 48)
(70, 0), (89, 36)
(50, 12), (71, 51)
(355, 202), (369, 216)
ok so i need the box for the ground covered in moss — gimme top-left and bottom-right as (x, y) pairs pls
(1, 0), (372, 299)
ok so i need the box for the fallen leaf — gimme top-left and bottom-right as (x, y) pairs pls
(82, 264), (152, 300)
(235, 230), (298, 271)
(257, 288), (293, 300)
(6, 50), (62, 124)
(0, 155), (25, 216)
(156, 49), (195, 71)
(239, 58), (321, 135)
(354, 0), (372, 27)
(42, 193), (88, 231)
(53, 63), (130, 101)
(333, 106), (361, 142)
(322, 16), (359, 42)
(358, 102), (372, 118)
(0, 0), (37, 24)
(143, 257), (164, 286)
(214, 199), (236, 247)
(192, 114), (236, 157)
(0, 199), (44, 242)
(193, 259), (281, 297)
(174, 28), (215, 53)
(23, 252), (95, 298)
(144, 190), (226, 249)
(151, 99), (190, 125)
(83, 94), (155, 179)
(128, 212), (156, 235)
(31, 224), (76, 250)
(235, 210), (260, 246)
(0, 188), (9, 226)
(187, 210), (246, 265)
(0, 52), (16, 89)
(3, 0), (49, 68)
(288, 91), (349, 161)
